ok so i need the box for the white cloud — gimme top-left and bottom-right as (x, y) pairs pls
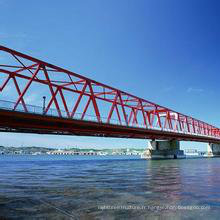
(163, 86), (174, 92)
(24, 93), (39, 104)
(187, 87), (204, 93)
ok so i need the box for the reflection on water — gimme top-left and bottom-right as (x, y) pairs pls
(0, 155), (220, 219)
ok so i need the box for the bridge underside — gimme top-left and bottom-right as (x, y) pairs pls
(0, 109), (219, 144)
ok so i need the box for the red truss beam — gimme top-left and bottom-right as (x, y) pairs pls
(0, 45), (220, 140)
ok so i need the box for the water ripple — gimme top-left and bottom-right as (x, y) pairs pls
(0, 155), (220, 219)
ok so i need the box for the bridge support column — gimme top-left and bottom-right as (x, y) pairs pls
(141, 140), (185, 159)
(207, 143), (220, 157)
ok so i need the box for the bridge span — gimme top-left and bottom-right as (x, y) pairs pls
(0, 100), (220, 144)
(0, 45), (220, 156)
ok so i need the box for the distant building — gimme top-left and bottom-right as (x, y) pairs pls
(48, 149), (98, 155)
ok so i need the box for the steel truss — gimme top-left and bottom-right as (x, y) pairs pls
(0, 45), (219, 139)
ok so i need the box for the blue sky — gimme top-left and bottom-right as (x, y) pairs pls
(0, 0), (219, 150)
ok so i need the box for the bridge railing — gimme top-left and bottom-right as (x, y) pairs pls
(0, 99), (219, 140)
(0, 99), (128, 125)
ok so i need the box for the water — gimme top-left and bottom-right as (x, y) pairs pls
(0, 155), (220, 219)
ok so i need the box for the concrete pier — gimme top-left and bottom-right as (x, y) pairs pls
(141, 140), (185, 159)
(207, 143), (220, 157)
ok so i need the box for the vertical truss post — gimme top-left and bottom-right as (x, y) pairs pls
(118, 91), (128, 126)
(87, 82), (101, 123)
(12, 76), (28, 112)
(139, 100), (147, 128)
(59, 88), (70, 118)
(43, 66), (62, 117)
(177, 113), (182, 132)
(155, 107), (162, 129)
(71, 81), (87, 118)
(185, 116), (190, 133)
(81, 98), (91, 120)
(44, 88), (59, 115)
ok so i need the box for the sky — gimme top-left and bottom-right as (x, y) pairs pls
(0, 0), (219, 150)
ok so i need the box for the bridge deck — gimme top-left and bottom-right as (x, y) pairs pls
(0, 108), (219, 143)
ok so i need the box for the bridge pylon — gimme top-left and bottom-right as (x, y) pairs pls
(207, 143), (220, 157)
(141, 140), (185, 159)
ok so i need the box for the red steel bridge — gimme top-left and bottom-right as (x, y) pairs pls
(0, 45), (220, 143)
